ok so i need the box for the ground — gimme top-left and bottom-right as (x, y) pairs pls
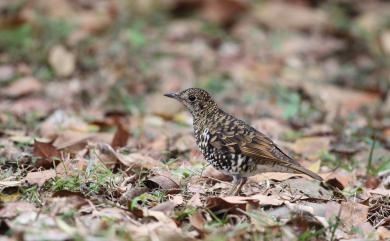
(0, 1), (389, 241)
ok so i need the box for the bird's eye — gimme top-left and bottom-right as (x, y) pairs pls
(188, 95), (196, 101)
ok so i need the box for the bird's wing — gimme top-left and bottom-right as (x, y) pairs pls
(209, 123), (323, 181)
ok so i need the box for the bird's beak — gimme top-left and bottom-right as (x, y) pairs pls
(164, 92), (179, 99)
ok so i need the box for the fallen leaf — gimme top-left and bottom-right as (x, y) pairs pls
(111, 123), (130, 148)
(364, 175), (380, 189)
(53, 130), (94, 151)
(47, 196), (89, 217)
(324, 172), (353, 190)
(94, 207), (132, 221)
(24, 169), (56, 186)
(201, 165), (232, 182)
(254, 2), (329, 30)
(201, 0), (248, 25)
(206, 196), (258, 214)
(0, 201), (37, 218)
(171, 194), (184, 205)
(187, 192), (202, 207)
(0, 97), (52, 115)
(377, 226), (390, 240)
(33, 139), (61, 168)
(2, 77), (42, 97)
(246, 194), (284, 206)
(48, 45), (76, 77)
(340, 202), (369, 227)
(127, 209), (195, 241)
(282, 178), (333, 200)
(96, 143), (164, 169)
(189, 210), (206, 235)
(0, 180), (22, 188)
(144, 174), (180, 192)
(151, 201), (176, 214)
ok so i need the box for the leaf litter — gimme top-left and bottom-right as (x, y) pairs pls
(0, 0), (389, 240)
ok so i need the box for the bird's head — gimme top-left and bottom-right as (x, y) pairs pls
(164, 88), (218, 118)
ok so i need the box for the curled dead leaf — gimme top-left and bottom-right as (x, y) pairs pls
(33, 139), (61, 168)
(111, 123), (131, 149)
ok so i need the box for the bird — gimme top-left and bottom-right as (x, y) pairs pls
(164, 88), (323, 195)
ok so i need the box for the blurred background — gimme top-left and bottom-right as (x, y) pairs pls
(0, 0), (389, 170)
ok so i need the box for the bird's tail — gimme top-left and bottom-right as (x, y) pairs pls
(290, 164), (323, 181)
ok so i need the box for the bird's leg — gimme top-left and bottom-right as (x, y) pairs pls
(227, 175), (247, 196)
(227, 174), (240, 196)
(233, 176), (247, 196)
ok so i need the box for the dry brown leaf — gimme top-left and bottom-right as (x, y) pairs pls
(187, 192), (202, 207)
(171, 194), (184, 205)
(206, 196), (259, 214)
(33, 139), (61, 168)
(111, 124), (130, 149)
(0, 201), (37, 218)
(1, 97), (52, 115)
(48, 196), (88, 215)
(151, 201), (176, 213)
(340, 202), (369, 227)
(254, 2), (329, 30)
(282, 178), (333, 200)
(377, 226), (390, 240)
(94, 207), (132, 221)
(96, 143), (164, 170)
(2, 77), (42, 97)
(144, 174), (180, 192)
(189, 210), (206, 234)
(128, 209), (195, 241)
(201, 165), (232, 182)
(119, 186), (149, 206)
(24, 169), (56, 186)
(324, 172), (353, 190)
(48, 45), (76, 77)
(201, 0), (248, 25)
(247, 194), (284, 206)
(53, 131), (94, 151)
(364, 175), (380, 189)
